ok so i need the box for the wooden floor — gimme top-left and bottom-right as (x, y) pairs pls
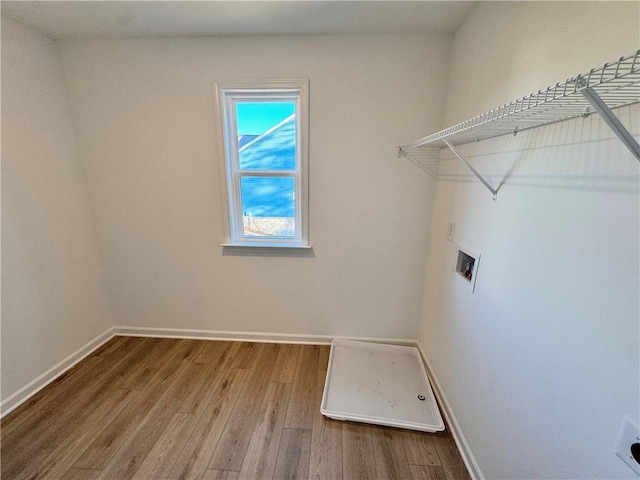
(1, 336), (470, 480)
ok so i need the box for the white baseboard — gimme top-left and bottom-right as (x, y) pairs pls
(417, 341), (484, 480)
(112, 325), (416, 347)
(0, 327), (116, 418)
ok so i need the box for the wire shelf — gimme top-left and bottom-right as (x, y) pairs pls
(399, 50), (640, 170)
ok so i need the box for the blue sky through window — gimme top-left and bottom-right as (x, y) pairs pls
(236, 102), (295, 135)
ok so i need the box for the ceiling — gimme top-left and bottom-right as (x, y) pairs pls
(0, 1), (478, 39)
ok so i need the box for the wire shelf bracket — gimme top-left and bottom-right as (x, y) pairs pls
(443, 139), (498, 201)
(398, 50), (640, 197)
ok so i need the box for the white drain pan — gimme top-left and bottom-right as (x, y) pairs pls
(320, 339), (444, 432)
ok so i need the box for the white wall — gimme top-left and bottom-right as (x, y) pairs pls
(57, 34), (450, 339)
(1, 18), (114, 402)
(418, 2), (639, 479)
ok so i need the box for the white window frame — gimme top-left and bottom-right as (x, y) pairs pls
(214, 79), (309, 248)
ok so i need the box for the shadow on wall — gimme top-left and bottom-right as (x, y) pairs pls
(221, 246), (316, 258)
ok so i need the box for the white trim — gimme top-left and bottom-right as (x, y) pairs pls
(213, 81), (233, 243)
(416, 341), (484, 480)
(213, 78), (310, 247)
(0, 327), (116, 418)
(112, 325), (416, 347)
(220, 243), (312, 250)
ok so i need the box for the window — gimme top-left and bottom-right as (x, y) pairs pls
(215, 80), (309, 247)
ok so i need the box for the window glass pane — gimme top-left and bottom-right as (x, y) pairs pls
(240, 176), (295, 238)
(237, 102), (296, 171)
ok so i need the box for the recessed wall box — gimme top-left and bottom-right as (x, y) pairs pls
(455, 245), (480, 293)
(615, 416), (640, 475)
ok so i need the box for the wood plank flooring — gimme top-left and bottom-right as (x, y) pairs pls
(1, 337), (470, 480)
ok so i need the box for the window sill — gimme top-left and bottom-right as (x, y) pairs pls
(221, 242), (311, 249)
